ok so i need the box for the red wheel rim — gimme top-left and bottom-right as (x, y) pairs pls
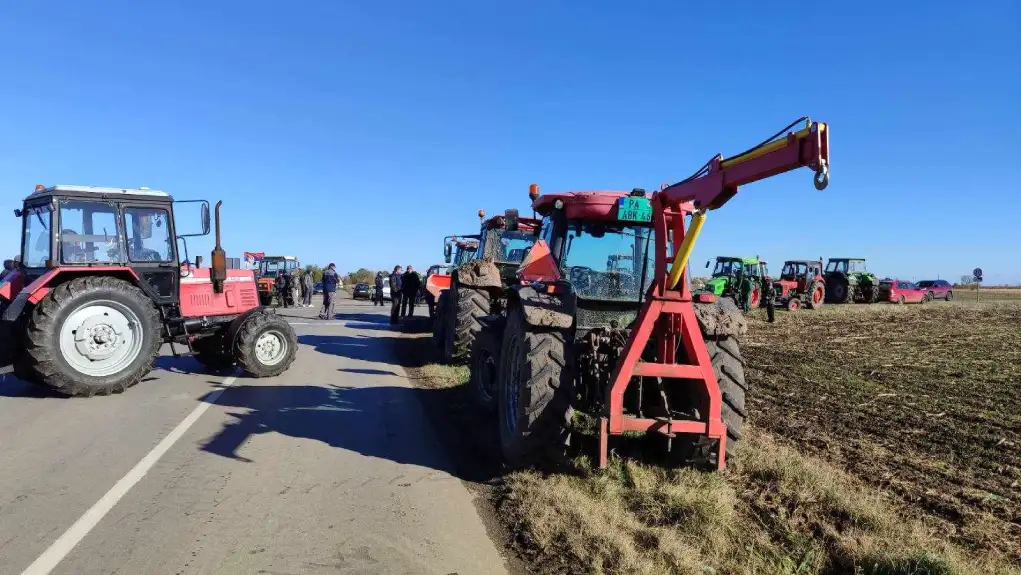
(813, 286), (823, 304)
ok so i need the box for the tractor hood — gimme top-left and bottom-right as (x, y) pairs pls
(705, 277), (728, 295)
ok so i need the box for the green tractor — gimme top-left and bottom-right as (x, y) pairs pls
(823, 258), (878, 303)
(702, 256), (768, 309)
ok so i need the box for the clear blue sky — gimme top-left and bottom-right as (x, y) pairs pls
(2, 1), (1019, 284)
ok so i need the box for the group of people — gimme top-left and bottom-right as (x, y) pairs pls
(376, 265), (422, 325)
(272, 263), (342, 320)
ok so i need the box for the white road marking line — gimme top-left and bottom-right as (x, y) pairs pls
(21, 375), (239, 575)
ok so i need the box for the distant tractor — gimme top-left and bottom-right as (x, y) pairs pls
(774, 259), (825, 310)
(433, 209), (540, 363)
(423, 235), (479, 320)
(254, 256), (301, 306)
(824, 257), (878, 303)
(0, 184), (297, 397)
(702, 256), (768, 309)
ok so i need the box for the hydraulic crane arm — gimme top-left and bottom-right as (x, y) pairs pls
(655, 118), (830, 212)
(654, 118), (830, 289)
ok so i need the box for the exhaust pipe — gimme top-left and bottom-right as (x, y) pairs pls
(210, 201), (226, 293)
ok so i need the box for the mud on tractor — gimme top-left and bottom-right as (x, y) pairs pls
(254, 256), (301, 306)
(470, 118), (830, 470)
(0, 185), (298, 397)
(824, 257), (878, 304)
(432, 209), (540, 363)
(423, 234), (479, 319)
(702, 256), (768, 310)
(774, 259), (825, 310)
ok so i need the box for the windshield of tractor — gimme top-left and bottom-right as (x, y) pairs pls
(454, 244), (477, 266)
(482, 230), (536, 263)
(782, 262), (808, 279)
(58, 200), (122, 264)
(743, 262), (764, 277)
(712, 259), (740, 277)
(21, 203), (54, 267)
(826, 260), (867, 274)
(562, 221), (653, 301)
(259, 259), (298, 277)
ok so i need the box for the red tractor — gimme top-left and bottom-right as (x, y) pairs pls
(0, 185), (298, 397)
(422, 234), (479, 319)
(433, 209), (540, 363)
(472, 119), (830, 469)
(774, 259), (826, 310)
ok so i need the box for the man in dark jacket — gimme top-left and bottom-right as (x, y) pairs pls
(275, 271), (291, 308)
(401, 265), (421, 317)
(373, 271), (385, 307)
(389, 265), (403, 324)
(319, 263), (339, 319)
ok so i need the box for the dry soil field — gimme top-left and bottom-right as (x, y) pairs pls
(397, 299), (1020, 574)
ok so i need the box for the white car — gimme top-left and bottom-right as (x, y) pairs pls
(381, 284), (392, 301)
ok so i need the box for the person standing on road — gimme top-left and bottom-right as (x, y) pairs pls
(389, 265), (403, 324)
(401, 265), (421, 317)
(319, 263), (339, 319)
(275, 270), (290, 308)
(374, 271), (385, 307)
(302, 268), (314, 307)
(739, 273), (753, 313)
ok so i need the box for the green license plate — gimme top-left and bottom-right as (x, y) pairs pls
(617, 196), (652, 222)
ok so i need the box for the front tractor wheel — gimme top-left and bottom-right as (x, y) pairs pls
(234, 311), (298, 377)
(19, 276), (161, 396)
(786, 297), (801, 311)
(259, 293), (273, 307)
(497, 307), (573, 468)
(806, 283), (825, 310)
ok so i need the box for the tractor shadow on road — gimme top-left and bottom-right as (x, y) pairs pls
(196, 382), (497, 481)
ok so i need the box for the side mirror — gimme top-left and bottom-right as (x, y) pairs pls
(705, 260), (710, 269)
(14, 209), (22, 217)
(200, 203), (211, 235)
(443, 243), (452, 264)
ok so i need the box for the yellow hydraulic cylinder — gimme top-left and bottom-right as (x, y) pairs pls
(666, 211), (706, 290)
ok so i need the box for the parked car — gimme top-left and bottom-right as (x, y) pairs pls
(878, 279), (928, 304)
(381, 284), (392, 301)
(352, 283), (371, 299)
(916, 279), (953, 301)
(313, 282), (323, 294)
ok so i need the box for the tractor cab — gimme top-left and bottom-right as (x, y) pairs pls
(254, 256), (300, 305)
(825, 258), (867, 275)
(474, 210), (540, 282)
(780, 260), (823, 287)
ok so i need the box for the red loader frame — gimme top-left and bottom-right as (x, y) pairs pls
(599, 119), (830, 469)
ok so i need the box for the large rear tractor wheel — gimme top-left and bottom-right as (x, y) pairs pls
(469, 319), (503, 412)
(497, 307), (573, 468)
(827, 277), (851, 304)
(806, 283), (825, 310)
(192, 332), (234, 372)
(18, 276), (161, 396)
(234, 310), (298, 377)
(708, 337), (748, 445)
(431, 291), (447, 348)
(453, 287), (490, 362)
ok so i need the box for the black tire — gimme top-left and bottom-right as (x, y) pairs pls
(708, 337), (748, 444)
(497, 307), (573, 468)
(192, 332), (234, 371)
(946, 291), (953, 301)
(453, 287), (490, 361)
(259, 293), (273, 307)
(469, 319), (502, 412)
(786, 297), (801, 311)
(18, 276), (161, 397)
(827, 276), (851, 304)
(898, 295), (906, 305)
(432, 291), (448, 349)
(235, 310), (298, 377)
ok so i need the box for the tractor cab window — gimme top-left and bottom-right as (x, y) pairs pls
(742, 262), (760, 277)
(484, 230), (536, 263)
(825, 260), (847, 273)
(455, 243), (477, 266)
(21, 203), (54, 268)
(562, 221), (654, 301)
(58, 200), (121, 264)
(259, 259), (298, 277)
(782, 262), (808, 280)
(848, 261), (866, 273)
(712, 260), (739, 277)
(125, 207), (173, 262)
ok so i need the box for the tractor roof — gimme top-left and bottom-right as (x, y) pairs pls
(785, 259), (822, 264)
(717, 256), (762, 265)
(828, 257), (866, 262)
(263, 256), (298, 260)
(483, 215), (540, 231)
(27, 185), (172, 202)
(533, 191), (633, 221)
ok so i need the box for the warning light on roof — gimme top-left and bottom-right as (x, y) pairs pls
(34, 185), (45, 192)
(478, 209), (486, 221)
(528, 184), (539, 201)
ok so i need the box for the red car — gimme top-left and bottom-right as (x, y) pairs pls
(878, 279), (928, 304)
(916, 279), (954, 301)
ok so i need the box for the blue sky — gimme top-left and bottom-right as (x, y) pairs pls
(2, 1), (1018, 284)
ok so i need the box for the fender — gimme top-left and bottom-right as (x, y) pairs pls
(509, 285), (576, 330)
(454, 259), (502, 291)
(693, 298), (748, 338)
(224, 306), (269, 348)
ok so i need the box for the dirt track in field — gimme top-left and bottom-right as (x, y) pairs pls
(742, 301), (1021, 561)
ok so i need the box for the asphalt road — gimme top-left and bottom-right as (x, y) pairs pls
(0, 296), (507, 575)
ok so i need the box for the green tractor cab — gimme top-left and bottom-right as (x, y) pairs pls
(823, 258), (878, 304)
(702, 256), (768, 309)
